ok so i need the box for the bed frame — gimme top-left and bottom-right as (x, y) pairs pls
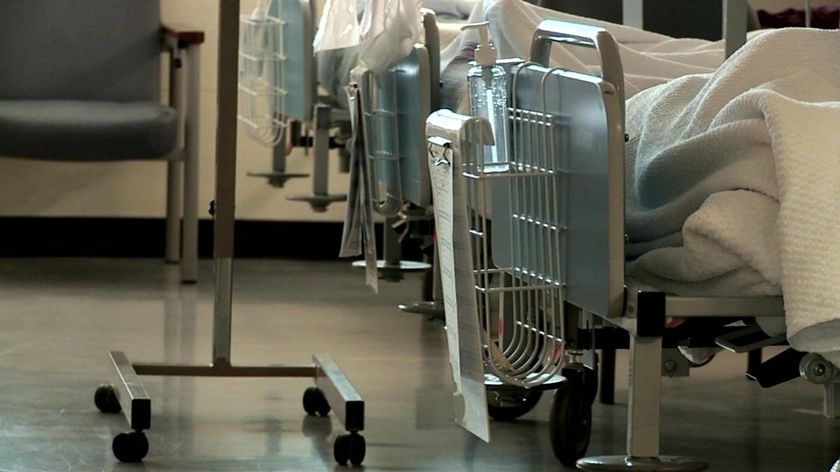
(425, 16), (840, 472)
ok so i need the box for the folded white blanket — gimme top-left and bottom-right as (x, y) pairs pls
(625, 28), (840, 355)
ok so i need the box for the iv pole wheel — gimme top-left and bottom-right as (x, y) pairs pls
(302, 386), (331, 417)
(576, 456), (709, 472)
(94, 384), (122, 414)
(112, 431), (149, 463)
(334, 432), (366, 466)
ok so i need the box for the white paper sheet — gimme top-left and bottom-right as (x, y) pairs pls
(340, 85), (379, 293)
(427, 139), (489, 442)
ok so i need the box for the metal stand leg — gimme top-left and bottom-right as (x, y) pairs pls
(622, 0), (644, 28)
(600, 348), (616, 405)
(352, 217), (431, 281)
(824, 382), (840, 418)
(287, 104), (346, 212)
(578, 335), (708, 472)
(99, 3), (365, 464)
(399, 244), (444, 318)
(723, 0), (748, 58)
(165, 49), (185, 266)
(180, 45), (201, 284)
(247, 122), (310, 187)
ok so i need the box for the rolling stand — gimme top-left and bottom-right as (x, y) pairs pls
(96, 1), (365, 465)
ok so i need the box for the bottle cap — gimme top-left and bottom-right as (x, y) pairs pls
(461, 21), (497, 67)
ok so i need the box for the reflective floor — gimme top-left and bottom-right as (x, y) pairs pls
(0, 258), (838, 472)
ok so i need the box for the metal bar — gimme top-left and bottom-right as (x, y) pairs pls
(214, 0), (240, 259)
(313, 104), (331, 196)
(626, 335), (662, 458)
(181, 44), (202, 283)
(165, 49), (185, 264)
(824, 382), (840, 418)
(804, 0), (812, 28)
(109, 351), (151, 431)
(133, 363), (317, 378)
(383, 217), (402, 267)
(272, 131), (288, 174)
(623, 0), (644, 29)
(213, 258), (234, 366)
(723, 0), (748, 58)
(314, 354), (365, 433)
(600, 348), (616, 404)
(666, 295), (784, 318)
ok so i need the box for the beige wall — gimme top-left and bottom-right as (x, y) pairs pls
(2, 0), (836, 222)
(0, 0), (347, 222)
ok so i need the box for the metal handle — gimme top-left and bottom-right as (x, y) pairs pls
(529, 19), (624, 99)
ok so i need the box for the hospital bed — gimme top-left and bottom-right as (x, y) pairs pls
(339, 0), (760, 424)
(425, 16), (840, 471)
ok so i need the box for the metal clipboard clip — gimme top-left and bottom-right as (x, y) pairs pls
(428, 136), (453, 168)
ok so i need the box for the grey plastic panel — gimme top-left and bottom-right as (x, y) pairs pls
(493, 64), (625, 318)
(274, 0), (314, 122)
(357, 45), (433, 211)
(394, 47), (432, 207)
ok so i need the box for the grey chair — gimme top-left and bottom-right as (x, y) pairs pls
(0, 0), (204, 283)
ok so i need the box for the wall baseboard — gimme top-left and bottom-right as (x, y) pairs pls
(1, 217), (425, 260)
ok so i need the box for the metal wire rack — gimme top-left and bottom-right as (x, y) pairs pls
(461, 64), (569, 388)
(238, 0), (287, 146)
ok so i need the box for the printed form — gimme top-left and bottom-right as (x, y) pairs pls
(427, 139), (490, 442)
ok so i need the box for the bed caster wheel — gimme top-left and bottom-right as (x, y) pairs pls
(94, 385), (121, 413)
(334, 432), (366, 466)
(550, 375), (592, 467)
(303, 387), (331, 416)
(112, 431), (149, 463)
(487, 389), (543, 421)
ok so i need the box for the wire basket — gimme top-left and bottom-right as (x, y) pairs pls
(359, 68), (403, 216)
(461, 66), (568, 388)
(238, 0), (288, 146)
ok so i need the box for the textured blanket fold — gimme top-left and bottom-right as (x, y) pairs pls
(624, 28), (840, 355)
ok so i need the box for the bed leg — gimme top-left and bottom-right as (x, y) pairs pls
(600, 348), (616, 405)
(577, 333), (708, 471)
(824, 382), (840, 418)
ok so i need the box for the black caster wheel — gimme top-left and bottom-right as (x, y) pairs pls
(112, 431), (149, 463)
(302, 386), (331, 416)
(487, 388), (543, 421)
(334, 432), (366, 466)
(94, 384), (121, 413)
(549, 377), (592, 467)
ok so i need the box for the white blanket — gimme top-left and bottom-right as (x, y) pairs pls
(624, 28), (840, 356)
(441, 0), (729, 102)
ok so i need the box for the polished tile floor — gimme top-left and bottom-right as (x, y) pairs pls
(0, 257), (838, 472)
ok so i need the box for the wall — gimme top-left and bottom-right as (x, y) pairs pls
(0, 0), (347, 222)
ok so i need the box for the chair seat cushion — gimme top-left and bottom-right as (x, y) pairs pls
(0, 100), (178, 161)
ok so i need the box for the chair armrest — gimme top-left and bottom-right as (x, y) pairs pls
(162, 23), (205, 49)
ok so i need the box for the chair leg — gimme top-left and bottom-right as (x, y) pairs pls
(165, 160), (183, 264)
(180, 44), (202, 284)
